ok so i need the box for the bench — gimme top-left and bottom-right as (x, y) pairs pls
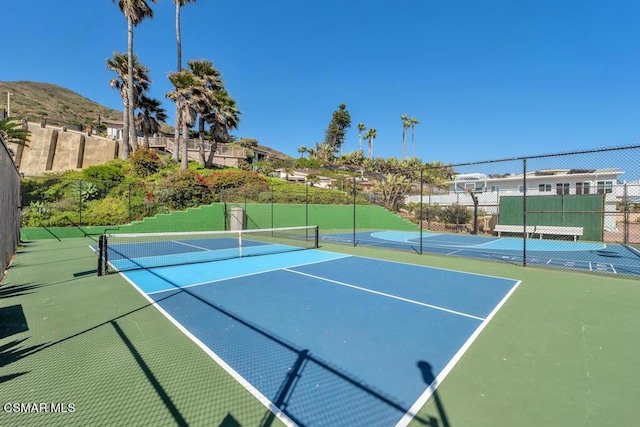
(534, 226), (584, 241)
(494, 224), (535, 237)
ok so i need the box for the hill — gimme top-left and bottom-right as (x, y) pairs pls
(0, 81), (292, 158)
(0, 81), (122, 128)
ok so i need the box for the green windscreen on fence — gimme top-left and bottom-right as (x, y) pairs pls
(499, 195), (604, 241)
(223, 203), (418, 232)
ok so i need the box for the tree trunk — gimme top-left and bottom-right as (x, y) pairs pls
(142, 120), (150, 150)
(402, 128), (406, 160)
(121, 100), (129, 160)
(181, 122), (189, 170)
(173, 102), (181, 162)
(127, 18), (137, 154)
(173, 2), (182, 163)
(198, 117), (205, 167)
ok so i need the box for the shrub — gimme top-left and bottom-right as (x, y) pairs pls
(437, 204), (472, 224)
(82, 161), (125, 197)
(130, 149), (162, 177)
(203, 170), (268, 192)
(83, 161), (125, 183)
(154, 170), (215, 210)
(293, 157), (320, 169)
(408, 203), (441, 221)
(82, 197), (129, 226)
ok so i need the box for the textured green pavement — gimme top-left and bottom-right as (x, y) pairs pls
(1, 237), (639, 426)
(0, 238), (282, 427)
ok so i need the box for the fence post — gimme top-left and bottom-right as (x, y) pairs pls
(420, 169), (423, 255)
(128, 183), (132, 224)
(353, 176), (357, 246)
(624, 182), (629, 244)
(523, 158), (527, 267)
(428, 187), (432, 230)
(78, 178), (83, 225)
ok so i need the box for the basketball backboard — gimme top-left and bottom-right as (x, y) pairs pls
(453, 173), (488, 194)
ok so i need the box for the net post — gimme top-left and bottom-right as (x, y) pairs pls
(238, 231), (243, 257)
(314, 225), (319, 248)
(97, 234), (104, 276)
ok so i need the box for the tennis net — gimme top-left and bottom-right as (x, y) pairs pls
(97, 225), (319, 276)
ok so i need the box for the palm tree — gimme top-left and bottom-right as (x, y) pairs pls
(298, 146), (307, 158)
(173, 0), (198, 163)
(0, 116), (30, 146)
(167, 69), (198, 170)
(315, 142), (333, 161)
(400, 114), (409, 160)
(136, 95), (167, 149)
(107, 52), (150, 157)
(306, 147), (315, 159)
(365, 128), (377, 160)
(357, 122), (366, 152)
(112, 0), (157, 158)
(187, 59), (224, 167)
(205, 89), (241, 167)
(408, 117), (419, 158)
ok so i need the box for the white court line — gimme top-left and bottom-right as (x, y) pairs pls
(172, 239), (214, 251)
(116, 274), (297, 427)
(282, 268), (485, 321)
(147, 254), (352, 295)
(395, 279), (522, 427)
(317, 249), (521, 283)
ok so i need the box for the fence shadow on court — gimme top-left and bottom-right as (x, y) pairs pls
(1, 268), (440, 425)
(417, 361), (451, 427)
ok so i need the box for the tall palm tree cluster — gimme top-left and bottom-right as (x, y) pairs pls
(400, 114), (419, 160)
(166, 60), (240, 169)
(110, 0), (240, 170)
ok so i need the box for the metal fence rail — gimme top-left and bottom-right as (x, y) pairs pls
(0, 133), (21, 282)
(19, 144), (640, 278)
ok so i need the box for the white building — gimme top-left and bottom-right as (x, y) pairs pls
(102, 120), (124, 140)
(407, 168), (634, 231)
(273, 168), (336, 189)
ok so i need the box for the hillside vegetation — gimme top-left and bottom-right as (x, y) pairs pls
(0, 81), (122, 128)
(20, 150), (366, 228)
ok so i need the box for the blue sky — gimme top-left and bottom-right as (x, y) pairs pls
(2, 0), (639, 165)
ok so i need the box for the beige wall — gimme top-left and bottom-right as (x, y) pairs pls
(10, 123), (118, 176)
(9, 123), (248, 176)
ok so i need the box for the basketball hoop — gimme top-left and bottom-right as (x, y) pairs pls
(454, 173), (488, 194)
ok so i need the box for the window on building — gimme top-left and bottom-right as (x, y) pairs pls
(576, 182), (591, 195)
(556, 183), (570, 195)
(490, 185), (500, 192)
(597, 181), (613, 194)
(519, 185), (525, 193)
(538, 183), (552, 192)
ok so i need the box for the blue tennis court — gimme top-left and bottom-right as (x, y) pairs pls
(321, 231), (640, 276)
(108, 235), (520, 426)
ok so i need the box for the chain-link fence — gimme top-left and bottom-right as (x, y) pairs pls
(406, 145), (640, 276)
(1, 134), (21, 282)
(20, 145), (640, 278)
